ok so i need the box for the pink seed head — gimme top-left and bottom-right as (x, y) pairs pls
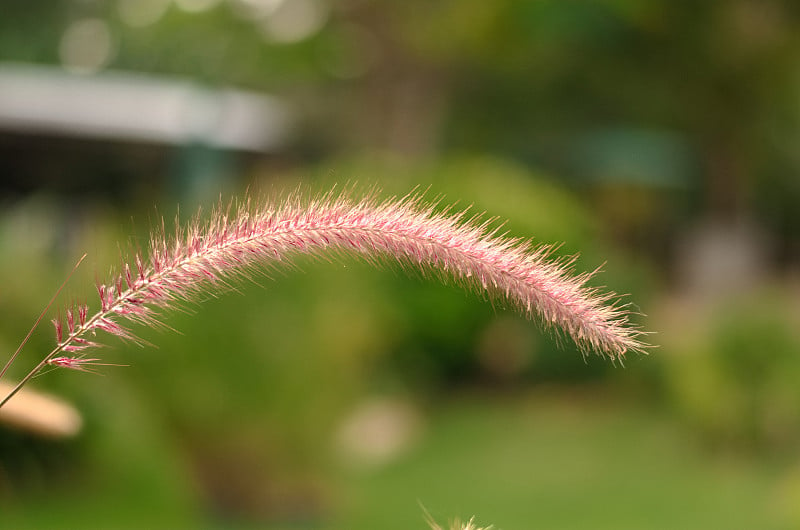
(47, 356), (126, 374)
(48, 356), (102, 372)
(52, 318), (63, 343)
(55, 191), (647, 365)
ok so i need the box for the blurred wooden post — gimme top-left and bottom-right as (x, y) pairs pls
(0, 382), (82, 438)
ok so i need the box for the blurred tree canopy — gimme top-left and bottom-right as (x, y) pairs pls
(1, 0), (798, 260)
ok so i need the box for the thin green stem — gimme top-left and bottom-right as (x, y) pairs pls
(0, 254), (86, 385)
(0, 345), (63, 408)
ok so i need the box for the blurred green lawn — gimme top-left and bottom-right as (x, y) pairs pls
(3, 391), (789, 530)
(332, 392), (787, 530)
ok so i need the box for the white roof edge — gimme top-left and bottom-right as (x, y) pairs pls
(0, 63), (292, 152)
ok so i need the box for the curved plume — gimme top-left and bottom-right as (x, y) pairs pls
(73, 191), (644, 357)
(1, 190), (647, 408)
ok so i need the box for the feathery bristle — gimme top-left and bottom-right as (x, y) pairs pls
(50, 191), (646, 365)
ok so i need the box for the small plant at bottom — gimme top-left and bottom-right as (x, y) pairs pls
(428, 516), (491, 530)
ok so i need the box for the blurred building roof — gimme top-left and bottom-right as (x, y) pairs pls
(0, 63), (291, 152)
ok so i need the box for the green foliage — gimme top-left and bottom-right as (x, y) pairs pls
(660, 289), (800, 451)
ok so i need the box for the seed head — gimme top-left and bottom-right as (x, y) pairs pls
(50, 191), (647, 366)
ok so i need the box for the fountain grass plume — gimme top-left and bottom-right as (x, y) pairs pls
(0, 188), (647, 407)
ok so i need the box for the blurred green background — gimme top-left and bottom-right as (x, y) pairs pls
(1, 1), (799, 528)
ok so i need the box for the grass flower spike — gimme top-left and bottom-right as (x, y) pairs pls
(0, 190), (646, 408)
(46, 357), (125, 374)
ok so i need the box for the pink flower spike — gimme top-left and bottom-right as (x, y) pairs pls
(61, 337), (100, 352)
(47, 356), (126, 374)
(62, 343), (88, 352)
(136, 254), (145, 281)
(52, 318), (63, 343)
(41, 191), (647, 369)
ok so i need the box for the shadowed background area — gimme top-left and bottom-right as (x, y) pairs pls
(0, 1), (799, 529)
